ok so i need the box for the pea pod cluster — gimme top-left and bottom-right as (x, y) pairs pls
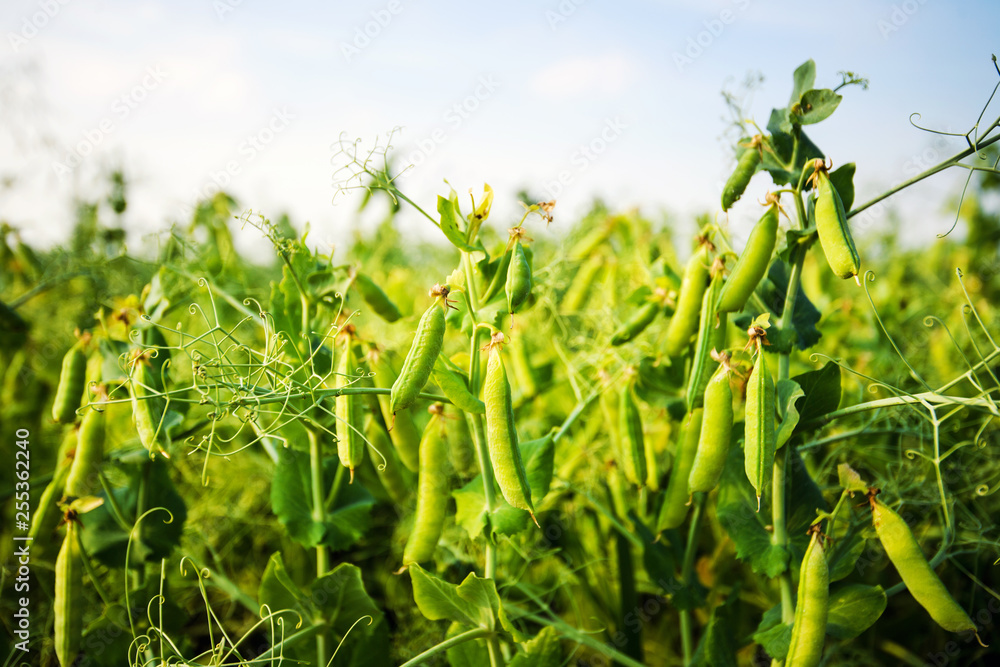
(483, 335), (536, 521)
(402, 406), (451, 566)
(871, 497), (978, 636)
(785, 530), (829, 667)
(716, 202), (779, 314)
(390, 290), (448, 415)
(811, 160), (861, 281)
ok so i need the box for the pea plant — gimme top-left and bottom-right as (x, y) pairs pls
(5, 57), (1000, 667)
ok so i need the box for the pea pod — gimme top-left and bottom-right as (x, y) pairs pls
(871, 497), (977, 635)
(785, 530), (829, 667)
(364, 416), (410, 505)
(664, 244), (711, 357)
(658, 408), (702, 531)
(390, 296), (447, 415)
(52, 339), (87, 423)
(481, 247), (513, 305)
(744, 349), (775, 507)
(611, 299), (662, 346)
(483, 336), (535, 519)
(55, 521), (83, 667)
(688, 363), (733, 494)
(506, 238), (532, 314)
(721, 139), (762, 210)
(717, 203), (779, 314)
(402, 407), (451, 566)
(65, 403), (105, 498)
(371, 351), (420, 472)
(618, 385), (647, 487)
(560, 254), (604, 314)
(812, 163), (861, 281)
(508, 335), (538, 399)
(336, 338), (365, 481)
(685, 266), (727, 411)
(28, 457), (73, 551)
(130, 353), (170, 458)
(432, 357), (485, 414)
(353, 271), (402, 322)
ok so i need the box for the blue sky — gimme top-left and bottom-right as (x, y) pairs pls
(2, 0), (998, 256)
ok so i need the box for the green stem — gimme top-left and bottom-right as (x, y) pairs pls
(679, 494), (704, 666)
(399, 628), (494, 667)
(616, 532), (642, 665)
(772, 450), (794, 624)
(307, 428), (329, 666)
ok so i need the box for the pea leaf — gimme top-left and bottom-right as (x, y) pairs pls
(826, 527), (867, 582)
(837, 462), (868, 494)
(791, 362), (842, 430)
(522, 432), (555, 501)
(762, 109), (825, 187)
(691, 593), (740, 667)
(826, 584), (887, 639)
(775, 379), (804, 449)
(789, 60), (817, 107)
(446, 621), (491, 666)
(752, 604), (791, 661)
(830, 162), (857, 212)
(409, 564), (501, 630)
(777, 227), (818, 265)
(792, 89), (842, 126)
(438, 192), (478, 252)
(508, 627), (563, 666)
(452, 476), (531, 539)
(716, 439), (790, 577)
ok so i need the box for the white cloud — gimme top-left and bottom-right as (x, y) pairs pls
(531, 53), (639, 99)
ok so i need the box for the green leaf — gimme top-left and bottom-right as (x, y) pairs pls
(259, 551), (317, 621)
(827, 528), (866, 582)
(631, 512), (687, 607)
(829, 162), (857, 212)
(775, 379), (804, 449)
(521, 432), (555, 502)
(791, 362), (842, 430)
(826, 584), (887, 639)
(438, 192), (478, 252)
(82, 604), (142, 666)
(626, 285), (653, 306)
(634, 355), (687, 415)
(762, 109), (825, 187)
(789, 60), (817, 107)
(752, 604), (791, 661)
(784, 447), (829, 558)
(453, 477), (489, 540)
(509, 627), (563, 666)
(716, 442), (789, 577)
(409, 564), (500, 630)
(792, 89), (842, 125)
(837, 462), (868, 494)
(271, 447), (374, 550)
(446, 622), (491, 667)
(749, 261), (822, 353)
(691, 594), (739, 667)
(777, 227), (818, 264)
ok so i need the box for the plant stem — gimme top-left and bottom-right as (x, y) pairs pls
(307, 428), (329, 666)
(398, 628), (493, 667)
(616, 532), (642, 665)
(679, 494), (704, 666)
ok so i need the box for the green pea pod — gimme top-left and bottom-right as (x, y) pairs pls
(509, 336), (538, 399)
(560, 254), (604, 314)
(872, 498), (977, 635)
(371, 352), (420, 472)
(688, 365), (733, 494)
(52, 340), (87, 423)
(55, 522), (83, 667)
(721, 144), (762, 210)
(744, 350), (775, 507)
(685, 270), (727, 411)
(484, 341), (535, 518)
(611, 300), (662, 346)
(130, 355), (170, 458)
(336, 339), (365, 480)
(569, 219), (615, 261)
(814, 168), (861, 280)
(618, 386), (647, 487)
(353, 271), (402, 322)
(65, 405), (105, 498)
(481, 247), (513, 305)
(506, 239), (532, 314)
(664, 245), (710, 357)
(28, 460), (73, 551)
(786, 531), (829, 667)
(658, 408), (702, 531)
(432, 358), (485, 414)
(717, 204), (779, 314)
(365, 416), (410, 505)
(402, 409), (451, 566)
(390, 301), (446, 414)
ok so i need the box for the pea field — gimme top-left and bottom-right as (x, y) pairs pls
(5, 58), (1000, 667)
